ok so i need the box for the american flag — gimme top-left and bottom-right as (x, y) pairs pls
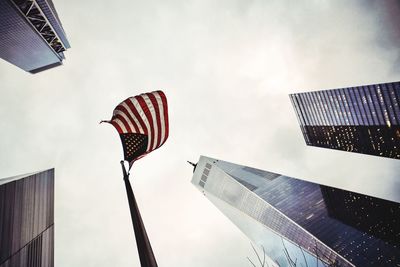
(103, 90), (169, 165)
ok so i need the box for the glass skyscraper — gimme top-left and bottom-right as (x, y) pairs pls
(0, 0), (70, 73)
(191, 156), (400, 267)
(0, 169), (54, 267)
(289, 81), (400, 159)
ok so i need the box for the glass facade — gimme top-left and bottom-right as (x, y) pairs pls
(191, 156), (400, 267)
(0, 0), (70, 73)
(290, 81), (400, 159)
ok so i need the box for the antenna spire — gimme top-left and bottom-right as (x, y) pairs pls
(187, 161), (197, 172)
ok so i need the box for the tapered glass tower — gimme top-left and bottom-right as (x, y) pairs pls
(191, 156), (400, 267)
(290, 81), (400, 159)
(0, 169), (54, 267)
(0, 0), (70, 73)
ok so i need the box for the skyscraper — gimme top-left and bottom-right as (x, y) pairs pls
(289, 81), (400, 159)
(191, 156), (400, 267)
(0, 169), (54, 267)
(0, 0), (70, 73)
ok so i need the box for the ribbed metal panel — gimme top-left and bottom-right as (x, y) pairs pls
(0, 169), (54, 267)
(0, 226), (53, 267)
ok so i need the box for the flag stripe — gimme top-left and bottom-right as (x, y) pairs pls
(110, 120), (123, 133)
(116, 105), (141, 133)
(114, 114), (131, 132)
(137, 95), (156, 152)
(159, 91), (169, 145)
(113, 110), (134, 133)
(121, 102), (144, 134)
(154, 91), (165, 147)
(143, 94), (159, 151)
(126, 99), (147, 135)
(147, 93), (162, 149)
(113, 118), (128, 133)
(107, 90), (169, 164)
(132, 95), (152, 151)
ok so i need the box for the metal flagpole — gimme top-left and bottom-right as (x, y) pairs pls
(120, 161), (158, 267)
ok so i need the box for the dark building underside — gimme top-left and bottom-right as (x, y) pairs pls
(303, 125), (400, 159)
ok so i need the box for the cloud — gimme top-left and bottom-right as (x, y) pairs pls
(0, 0), (399, 266)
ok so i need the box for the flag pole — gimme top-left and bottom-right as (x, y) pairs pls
(120, 161), (158, 267)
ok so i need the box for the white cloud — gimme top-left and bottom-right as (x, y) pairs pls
(0, 0), (399, 266)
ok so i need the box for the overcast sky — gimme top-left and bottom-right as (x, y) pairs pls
(0, 0), (400, 266)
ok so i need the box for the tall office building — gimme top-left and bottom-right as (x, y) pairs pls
(191, 156), (400, 267)
(0, 169), (54, 267)
(0, 0), (70, 73)
(289, 81), (400, 159)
